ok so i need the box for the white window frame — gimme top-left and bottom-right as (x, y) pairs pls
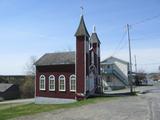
(70, 75), (76, 92)
(91, 51), (94, 64)
(49, 75), (55, 91)
(39, 75), (45, 91)
(59, 75), (66, 91)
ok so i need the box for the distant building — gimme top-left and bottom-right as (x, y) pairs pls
(101, 56), (129, 92)
(0, 83), (20, 101)
(34, 15), (101, 104)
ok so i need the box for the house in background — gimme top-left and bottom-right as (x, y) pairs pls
(0, 83), (20, 101)
(34, 15), (101, 104)
(101, 56), (129, 92)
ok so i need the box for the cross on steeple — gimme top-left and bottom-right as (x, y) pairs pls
(80, 6), (84, 15)
(80, 0), (84, 15)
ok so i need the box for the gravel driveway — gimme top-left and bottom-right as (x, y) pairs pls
(12, 85), (160, 120)
(12, 96), (149, 120)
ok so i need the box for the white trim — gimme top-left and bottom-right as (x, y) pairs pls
(39, 75), (46, 91)
(59, 75), (66, 91)
(49, 75), (55, 91)
(70, 74), (76, 92)
(91, 51), (94, 64)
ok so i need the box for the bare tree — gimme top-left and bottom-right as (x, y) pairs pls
(20, 56), (37, 98)
(24, 56), (37, 75)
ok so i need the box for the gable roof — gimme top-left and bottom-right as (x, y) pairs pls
(0, 83), (13, 92)
(35, 51), (75, 66)
(75, 15), (90, 37)
(90, 32), (101, 44)
(101, 56), (129, 64)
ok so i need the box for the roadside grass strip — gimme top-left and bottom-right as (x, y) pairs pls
(0, 97), (117, 120)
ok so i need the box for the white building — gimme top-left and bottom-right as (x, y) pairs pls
(101, 56), (129, 92)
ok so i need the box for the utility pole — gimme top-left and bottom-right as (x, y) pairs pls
(127, 24), (133, 93)
(134, 55), (137, 73)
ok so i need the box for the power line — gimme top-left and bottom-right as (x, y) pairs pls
(131, 14), (160, 26)
(139, 63), (160, 66)
(111, 29), (127, 56)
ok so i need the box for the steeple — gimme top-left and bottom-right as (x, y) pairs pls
(93, 25), (96, 33)
(75, 15), (90, 37)
(90, 26), (100, 44)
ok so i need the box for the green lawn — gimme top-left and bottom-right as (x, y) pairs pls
(0, 97), (117, 120)
(0, 103), (28, 110)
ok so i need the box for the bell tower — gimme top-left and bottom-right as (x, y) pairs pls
(90, 26), (101, 75)
(75, 15), (90, 99)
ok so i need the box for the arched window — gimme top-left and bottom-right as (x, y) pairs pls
(59, 75), (65, 91)
(39, 75), (45, 90)
(70, 75), (76, 92)
(49, 75), (55, 91)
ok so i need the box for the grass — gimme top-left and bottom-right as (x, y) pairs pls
(0, 97), (117, 120)
(0, 103), (29, 110)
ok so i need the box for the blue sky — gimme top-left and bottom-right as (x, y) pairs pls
(0, 0), (160, 74)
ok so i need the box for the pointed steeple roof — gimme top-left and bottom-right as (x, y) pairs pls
(90, 26), (101, 44)
(75, 15), (90, 37)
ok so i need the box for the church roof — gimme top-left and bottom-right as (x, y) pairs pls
(35, 51), (75, 66)
(90, 32), (100, 44)
(75, 15), (90, 37)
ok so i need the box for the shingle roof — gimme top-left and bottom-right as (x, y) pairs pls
(75, 15), (90, 37)
(0, 83), (13, 92)
(90, 33), (101, 44)
(35, 51), (75, 66)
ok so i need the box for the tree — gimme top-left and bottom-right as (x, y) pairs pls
(21, 76), (35, 98)
(24, 56), (37, 75)
(20, 56), (37, 98)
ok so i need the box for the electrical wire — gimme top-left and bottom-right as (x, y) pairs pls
(111, 29), (127, 56)
(131, 14), (160, 26)
(139, 63), (160, 66)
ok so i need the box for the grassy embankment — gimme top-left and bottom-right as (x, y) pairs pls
(0, 97), (117, 120)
